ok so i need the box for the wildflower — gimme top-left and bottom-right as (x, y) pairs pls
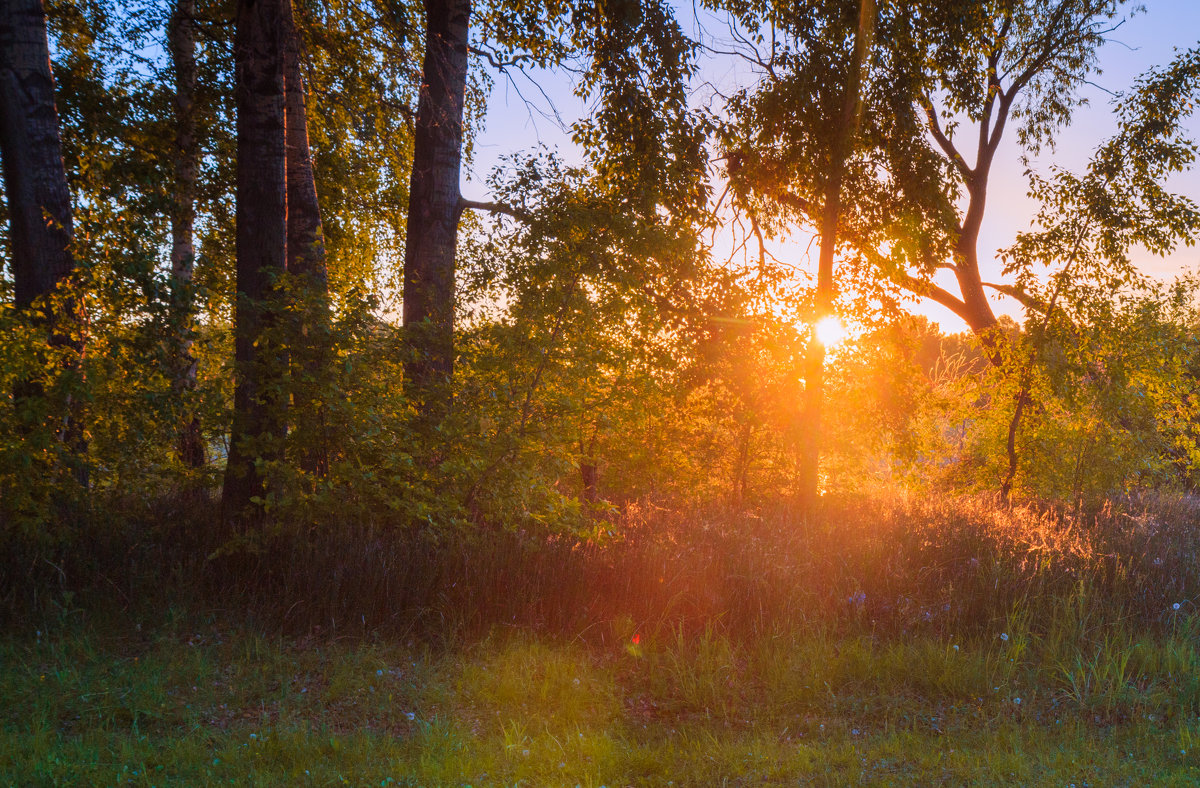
(1174, 603), (1182, 611)
(377, 669), (384, 676)
(952, 644), (959, 652)
(1000, 633), (1009, 642)
(1013, 698), (1021, 705)
(405, 712), (415, 721)
(632, 633), (641, 645)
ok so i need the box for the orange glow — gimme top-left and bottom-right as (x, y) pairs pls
(814, 316), (848, 347)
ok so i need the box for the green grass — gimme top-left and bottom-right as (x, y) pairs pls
(5, 618), (1200, 786)
(8, 493), (1200, 784)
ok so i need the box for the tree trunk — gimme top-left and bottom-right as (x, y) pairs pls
(168, 0), (205, 468)
(0, 0), (74, 314)
(221, 0), (289, 526)
(796, 0), (875, 510)
(402, 0), (472, 423)
(283, 3), (330, 478)
(579, 428), (599, 505)
(0, 0), (84, 479)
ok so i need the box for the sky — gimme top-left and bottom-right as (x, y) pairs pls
(467, 0), (1200, 333)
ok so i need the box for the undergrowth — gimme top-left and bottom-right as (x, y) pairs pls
(5, 490), (1199, 644)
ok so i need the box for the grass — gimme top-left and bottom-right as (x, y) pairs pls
(7, 491), (1200, 784)
(5, 617), (1200, 785)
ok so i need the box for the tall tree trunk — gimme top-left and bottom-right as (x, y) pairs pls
(796, 0), (875, 510)
(282, 3), (330, 477)
(0, 0), (84, 478)
(221, 0), (289, 526)
(402, 0), (472, 423)
(168, 0), (205, 468)
(0, 0), (74, 313)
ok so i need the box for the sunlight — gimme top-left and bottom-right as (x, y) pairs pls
(814, 316), (848, 348)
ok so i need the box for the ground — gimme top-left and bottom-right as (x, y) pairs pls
(5, 619), (1200, 786)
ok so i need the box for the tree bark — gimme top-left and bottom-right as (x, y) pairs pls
(0, 0), (84, 480)
(168, 0), (205, 468)
(402, 0), (472, 423)
(282, 2), (330, 477)
(221, 0), (289, 525)
(796, 0), (875, 510)
(0, 0), (74, 313)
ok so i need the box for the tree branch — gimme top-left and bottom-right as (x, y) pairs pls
(776, 190), (812, 215)
(458, 197), (531, 223)
(921, 98), (974, 181)
(983, 282), (1046, 313)
(891, 269), (975, 325)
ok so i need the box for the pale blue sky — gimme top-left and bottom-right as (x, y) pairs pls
(469, 1), (1200, 330)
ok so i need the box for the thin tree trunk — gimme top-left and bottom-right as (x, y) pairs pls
(999, 386), (1028, 502)
(797, 0), (875, 510)
(221, 0), (289, 526)
(402, 0), (472, 423)
(579, 427), (598, 505)
(282, 3), (330, 477)
(998, 223), (1088, 504)
(168, 0), (205, 468)
(0, 0), (85, 481)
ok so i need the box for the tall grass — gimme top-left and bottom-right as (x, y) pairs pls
(7, 491), (1200, 782)
(7, 489), (1200, 647)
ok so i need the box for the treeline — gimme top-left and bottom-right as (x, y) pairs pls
(1, 0), (1199, 573)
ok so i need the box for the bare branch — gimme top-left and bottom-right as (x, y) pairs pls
(891, 269), (975, 325)
(458, 197), (531, 222)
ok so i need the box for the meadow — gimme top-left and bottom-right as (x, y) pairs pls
(6, 493), (1200, 785)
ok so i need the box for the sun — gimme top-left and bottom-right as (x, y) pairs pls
(814, 316), (848, 347)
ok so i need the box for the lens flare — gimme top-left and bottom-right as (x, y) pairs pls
(814, 316), (847, 347)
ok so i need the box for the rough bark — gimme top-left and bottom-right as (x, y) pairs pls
(0, 0), (84, 480)
(0, 0), (74, 312)
(402, 0), (472, 422)
(168, 0), (205, 468)
(221, 0), (289, 525)
(282, 2), (330, 477)
(796, 0), (875, 510)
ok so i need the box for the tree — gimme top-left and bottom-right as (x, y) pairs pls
(402, 0), (472, 420)
(168, 0), (205, 467)
(870, 0), (1130, 352)
(717, 0), (877, 505)
(0, 0), (76, 321)
(994, 46), (1200, 499)
(0, 0), (82, 470)
(402, 0), (706, 424)
(221, 0), (289, 524)
(283, 0), (331, 477)
(714, 0), (1134, 502)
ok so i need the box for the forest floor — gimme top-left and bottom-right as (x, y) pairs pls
(5, 619), (1200, 786)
